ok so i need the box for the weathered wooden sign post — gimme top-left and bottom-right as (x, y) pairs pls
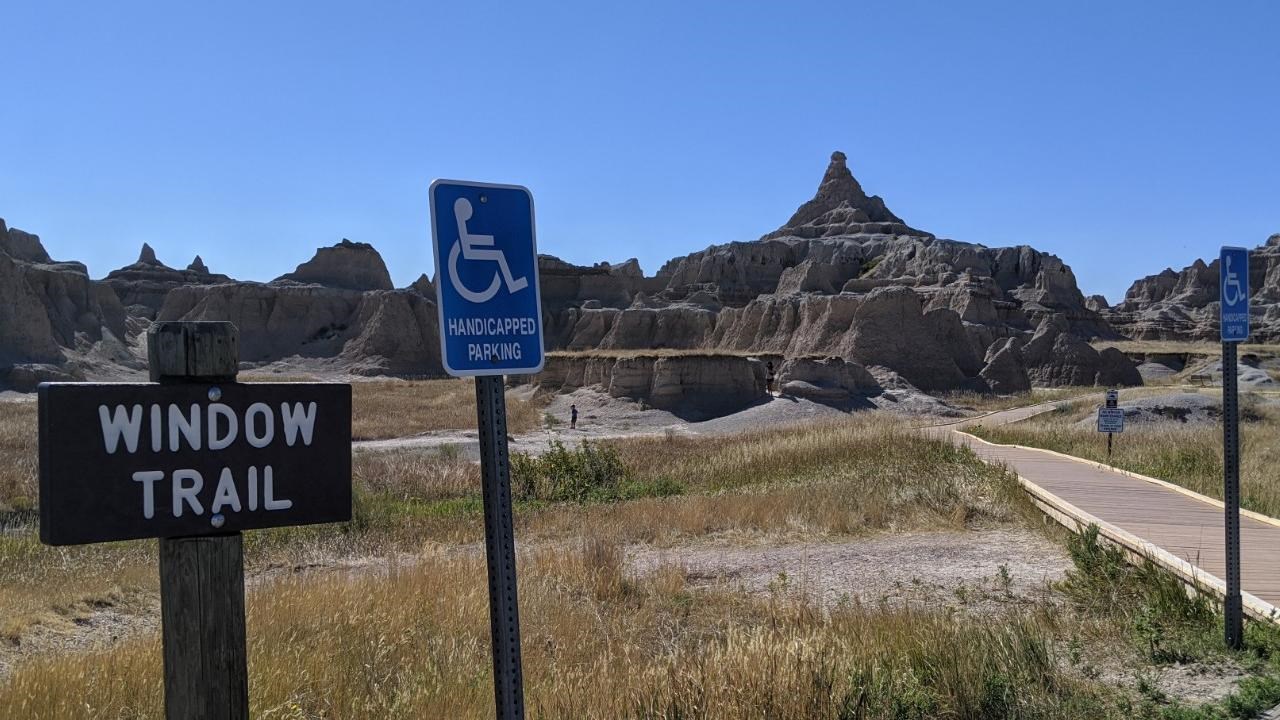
(38, 321), (352, 719)
(431, 179), (544, 720)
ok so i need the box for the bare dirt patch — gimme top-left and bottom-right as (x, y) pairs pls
(627, 528), (1071, 613)
(0, 595), (160, 680)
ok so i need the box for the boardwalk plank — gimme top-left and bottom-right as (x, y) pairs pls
(934, 407), (1280, 609)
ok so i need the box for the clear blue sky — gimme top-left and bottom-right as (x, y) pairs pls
(3, 1), (1277, 302)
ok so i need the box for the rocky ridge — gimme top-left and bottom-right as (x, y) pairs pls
(102, 243), (232, 318)
(1, 151), (1144, 393)
(1105, 234), (1280, 341)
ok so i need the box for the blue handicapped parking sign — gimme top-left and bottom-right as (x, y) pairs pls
(1220, 246), (1250, 343)
(430, 180), (545, 376)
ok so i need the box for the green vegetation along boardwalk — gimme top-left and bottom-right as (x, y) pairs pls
(937, 403), (1280, 617)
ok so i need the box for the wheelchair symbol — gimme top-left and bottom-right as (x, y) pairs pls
(448, 197), (529, 304)
(1223, 254), (1245, 307)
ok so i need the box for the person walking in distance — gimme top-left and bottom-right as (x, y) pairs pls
(570, 403), (578, 430)
(766, 361), (776, 396)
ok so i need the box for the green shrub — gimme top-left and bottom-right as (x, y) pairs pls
(1059, 524), (1217, 664)
(512, 441), (633, 503)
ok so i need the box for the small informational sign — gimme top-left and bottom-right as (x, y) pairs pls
(1220, 246), (1250, 342)
(1105, 389), (1118, 409)
(1097, 407), (1125, 434)
(39, 382), (352, 546)
(430, 179), (544, 377)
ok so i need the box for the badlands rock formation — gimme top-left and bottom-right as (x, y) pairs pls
(535, 151), (1132, 393)
(102, 243), (231, 318)
(1020, 316), (1141, 387)
(1105, 234), (1280, 341)
(0, 219), (133, 389)
(275, 238), (394, 292)
(158, 240), (440, 375)
(524, 353), (768, 419)
(0, 150), (1144, 394)
(774, 356), (881, 402)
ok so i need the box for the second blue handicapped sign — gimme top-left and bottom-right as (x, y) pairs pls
(1220, 246), (1250, 343)
(430, 180), (545, 376)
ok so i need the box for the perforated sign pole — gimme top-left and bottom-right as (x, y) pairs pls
(1222, 339), (1243, 649)
(475, 375), (525, 719)
(1220, 245), (1248, 650)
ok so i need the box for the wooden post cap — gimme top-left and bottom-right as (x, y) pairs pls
(147, 322), (239, 382)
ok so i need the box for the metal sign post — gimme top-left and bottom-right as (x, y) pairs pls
(37, 321), (352, 719)
(475, 375), (525, 718)
(1105, 389), (1119, 461)
(431, 179), (543, 720)
(1220, 246), (1249, 649)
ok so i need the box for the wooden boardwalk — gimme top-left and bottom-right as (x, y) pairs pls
(932, 403), (1280, 618)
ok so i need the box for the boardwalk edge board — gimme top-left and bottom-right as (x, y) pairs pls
(954, 429), (1280, 624)
(957, 427), (1280, 531)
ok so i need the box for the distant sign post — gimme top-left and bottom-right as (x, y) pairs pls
(1096, 401), (1124, 461)
(38, 321), (352, 719)
(1220, 246), (1249, 649)
(431, 179), (543, 720)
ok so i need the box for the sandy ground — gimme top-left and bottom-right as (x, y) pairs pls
(628, 528), (1070, 613)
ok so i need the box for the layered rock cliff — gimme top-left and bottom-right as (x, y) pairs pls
(1105, 234), (1280, 341)
(157, 241), (441, 376)
(0, 219), (135, 388)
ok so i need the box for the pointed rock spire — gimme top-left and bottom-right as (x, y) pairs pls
(787, 151), (904, 227)
(138, 243), (160, 265)
(765, 151), (925, 239)
(187, 255), (210, 274)
(409, 273), (434, 296)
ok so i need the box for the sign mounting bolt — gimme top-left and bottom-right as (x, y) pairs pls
(210, 514), (225, 529)
(208, 387), (222, 402)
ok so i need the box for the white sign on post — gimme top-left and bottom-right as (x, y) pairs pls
(1097, 407), (1125, 434)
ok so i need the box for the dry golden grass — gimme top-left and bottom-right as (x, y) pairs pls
(0, 402), (37, 513)
(352, 446), (479, 501)
(6, 406), (1279, 716)
(0, 401), (157, 640)
(528, 417), (1030, 543)
(0, 414), (1018, 650)
(0, 541), (1122, 719)
(969, 394), (1280, 519)
(0, 534), (157, 647)
(350, 379), (546, 440)
(939, 387), (1100, 414)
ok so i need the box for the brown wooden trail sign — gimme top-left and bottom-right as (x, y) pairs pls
(39, 381), (351, 545)
(37, 321), (353, 720)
